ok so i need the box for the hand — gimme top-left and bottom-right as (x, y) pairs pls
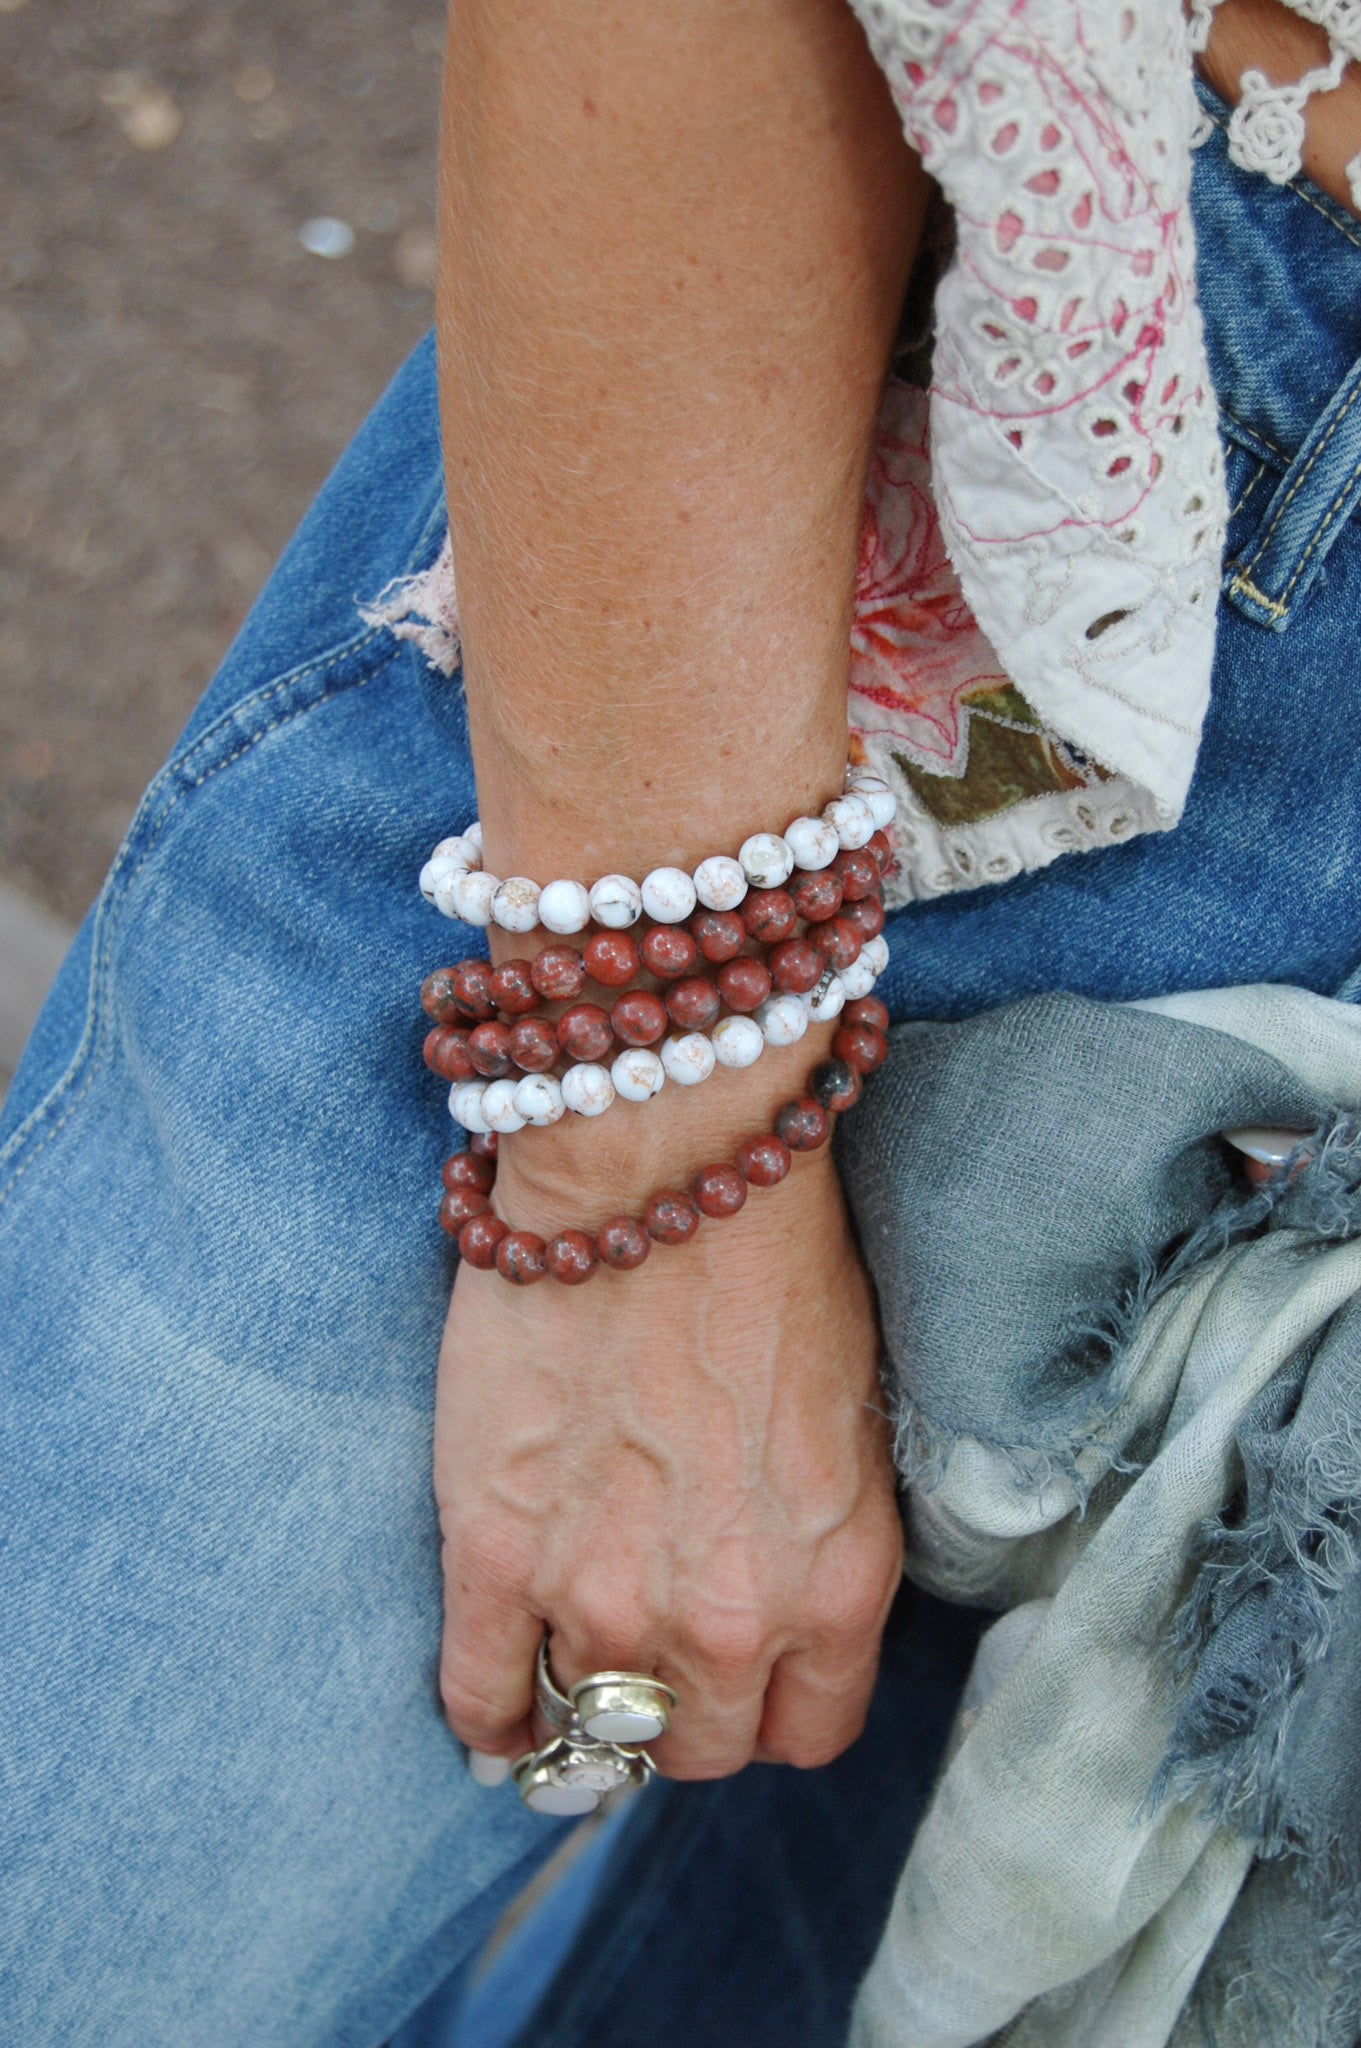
(433, 1119), (902, 1782)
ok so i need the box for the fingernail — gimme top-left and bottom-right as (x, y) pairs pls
(468, 1750), (513, 1788)
(1223, 1125), (1312, 1167)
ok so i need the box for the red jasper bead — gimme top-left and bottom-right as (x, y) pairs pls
(716, 957), (773, 1013)
(790, 869), (844, 923)
(640, 925), (699, 980)
(842, 996), (890, 1035)
(691, 1162), (748, 1218)
(489, 958), (540, 1015)
(546, 1229), (599, 1284)
(842, 895), (885, 943)
(811, 917), (862, 972)
(584, 930), (641, 988)
(740, 888), (798, 945)
(831, 847), (880, 902)
(769, 938), (824, 995)
(496, 1230), (549, 1285)
(438, 1185), (492, 1235)
(665, 976), (722, 1032)
(597, 1215), (652, 1270)
(644, 1190), (701, 1246)
(469, 1130), (499, 1160)
(421, 967), (464, 1024)
(810, 1058), (861, 1114)
(424, 1026), (475, 1082)
(458, 1212), (509, 1269)
(610, 991), (669, 1047)
(451, 959), (498, 1021)
(833, 1021), (888, 1075)
(468, 1021), (514, 1078)
(867, 830), (894, 875)
(531, 945), (587, 1002)
(736, 1133), (792, 1186)
(775, 1098), (831, 1151)
(509, 1016), (560, 1072)
(442, 1151), (496, 1195)
(556, 1003), (615, 1062)
(690, 909), (747, 964)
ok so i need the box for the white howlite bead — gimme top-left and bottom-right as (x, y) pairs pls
(432, 835), (481, 870)
(861, 934), (890, 977)
(449, 1080), (491, 1134)
(513, 1073), (566, 1127)
(805, 970), (847, 1022)
(560, 1063), (616, 1117)
(465, 820), (484, 851)
(838, 954), (878, 1000)
(482, 1078), (528, 1134)
(660, 1033), (716, 1087)
(432, 870), (466, 919)
(491, 876), (542, 934)
(453, 871), (499, 926)
(419, 857), (459, 904)
(692, 855), (748, 913)
(712, 1014), (765, 1068)
(611, 1048), (665, 1103)
(538, 879), (592, 935)
(823, 794), (877, 851)
(783, 815), (839, 871)
(847, 774), (897, 829)
(589, 874), (644, 930)
(738, 832), (794, 890)
(756, 994), (809, 1048)
(640, 867), (697, 924)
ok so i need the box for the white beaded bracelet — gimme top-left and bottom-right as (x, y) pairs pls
(418, 768), (896, 930)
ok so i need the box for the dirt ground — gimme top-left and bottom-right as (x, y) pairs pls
(0, 0), (445, 925)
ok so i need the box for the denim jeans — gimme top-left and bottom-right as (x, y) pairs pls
(3, 87), (1359, 2048)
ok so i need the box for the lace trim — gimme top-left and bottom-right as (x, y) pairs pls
(1190, 0), (1361, 210)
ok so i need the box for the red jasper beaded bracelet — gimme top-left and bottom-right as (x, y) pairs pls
(436, 997), (890, 1286)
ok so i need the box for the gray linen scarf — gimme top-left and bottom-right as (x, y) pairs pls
(837, 985), (1361, 2047)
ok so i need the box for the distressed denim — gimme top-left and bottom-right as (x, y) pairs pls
(2, 82), (1360, 2048)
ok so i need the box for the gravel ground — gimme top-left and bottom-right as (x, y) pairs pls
(0, 0), (444, 927)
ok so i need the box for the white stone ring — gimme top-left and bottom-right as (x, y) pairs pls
(535, 1637), (677, 1745)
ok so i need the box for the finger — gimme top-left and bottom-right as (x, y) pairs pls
(755, 1634), (882, 1771)
(438, 1523), (543, 1758)
(549, 1618), (771, 1782)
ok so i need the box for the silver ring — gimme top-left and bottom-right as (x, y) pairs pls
(512, 1735), (653, 1817)
(535, 1636), (677, 1745)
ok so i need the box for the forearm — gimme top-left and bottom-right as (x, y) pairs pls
(438, 0), (922, 879)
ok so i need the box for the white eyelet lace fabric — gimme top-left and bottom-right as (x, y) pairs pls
(1190, 0), (1361, 211)
(845, 0), (1227, 902)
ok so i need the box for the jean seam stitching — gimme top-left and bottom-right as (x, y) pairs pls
(1240, 376), (1361, 580)
(0, 632), (396, 1214)
(1229, 458), (1268, 521)
(1278, 453), (1361, 604)
(1221, 406), (1288, 463)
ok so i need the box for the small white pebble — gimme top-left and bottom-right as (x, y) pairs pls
(299, 216), (355, 260)
(738, 832), (794, 890)
(611, 1048), (665, 1103)
(783, 815), (839, 871)
(481, 1078), (528, 1134)
(449, 1080), (491, 1134)
(560, 1063), (615, 1117)
(641, 866), (697, 924)
(692, 854), (748, 913)
(823, 793), (877, 850)
(432, 835), (481, 870)
(589, 874), (643, 929)
(491, 876), (542, 934)
(465, 820), (484, 851)
(838, 954), (878, 1000)
(755, 994), (809, 1047)
(712, 1014), (764, 1068)
(538, 879), (592, 935)
(847, 774), (897, 829)
(805, 970), (847, 1022)
(861, 934), (890, 977)
(660, 1033), (716, 1087)
(453, 871), (499, 926)
(513, 1073), (566, 1126)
